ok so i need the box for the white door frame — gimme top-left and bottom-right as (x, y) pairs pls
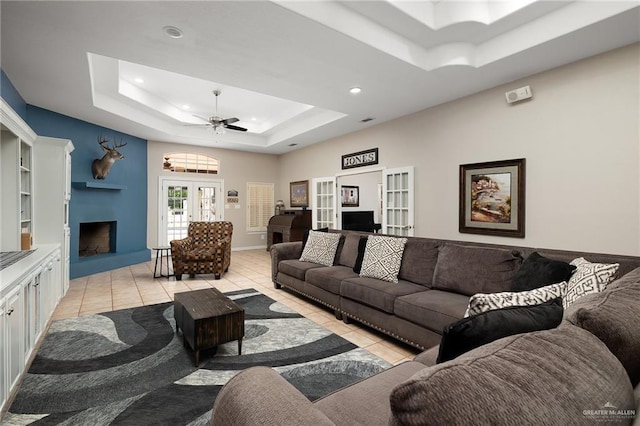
(335, 166), (385, 229)
(157, 175), (224, 246)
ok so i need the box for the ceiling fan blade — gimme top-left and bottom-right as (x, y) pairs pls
(222, 117), (239, 125)
(192, 114), (211, 123)
(225, 124), (248, 132)
(183, 123), (211, 127)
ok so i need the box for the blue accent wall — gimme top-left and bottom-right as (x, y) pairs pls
(1, 69), (27, 120)
(26, 106), (150, 278)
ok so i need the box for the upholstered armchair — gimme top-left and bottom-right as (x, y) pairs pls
(170, 221), (233, 280)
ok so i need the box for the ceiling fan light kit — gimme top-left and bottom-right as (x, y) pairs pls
(188, 90), (248, 134)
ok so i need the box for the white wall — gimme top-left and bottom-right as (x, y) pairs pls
(277, 43), (640, 255)
(147, 141), (280, 250)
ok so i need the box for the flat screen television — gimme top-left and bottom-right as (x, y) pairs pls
(342, 211), (376, 232)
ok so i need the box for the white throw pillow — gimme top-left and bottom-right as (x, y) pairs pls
(359, 235), (408, 283)
(564, 257), (619, 309)
(464, 281), (567, 318)
(299, 230), (341, 266)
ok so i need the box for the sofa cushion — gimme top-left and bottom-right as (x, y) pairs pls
(390, 325), (635, 425)
(464, 281), (567, 317)
(511, 251), (576, 291)
(564, 267), (640, 387)
(278, 259), (325, 281)
(412, 346), (440, 367)
(432, 244), (523, 296)
(564, 257), (619, 308)
(341, 277), (426, 313)
(306, 265), (359, 295)
(360, 235), (408, 283)
(394, 290), (469, 335)
(397, 238), (441, 287)
(437, 298), (564, 363)
(299, 230), (342, 266)
(315, 361), (425, 425)
(338, 233), (364, 268)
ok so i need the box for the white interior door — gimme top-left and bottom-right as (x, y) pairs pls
(383, 166), (415, 236)
(312, 177), (336, 229)
(159, 178), (223, 246)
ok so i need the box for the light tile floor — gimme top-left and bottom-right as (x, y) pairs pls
(53, 249), (421, 365)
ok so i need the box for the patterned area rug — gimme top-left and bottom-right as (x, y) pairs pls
(3, 289), (391, 425)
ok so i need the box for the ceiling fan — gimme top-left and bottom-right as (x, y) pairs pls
(187, 90), (247, 134)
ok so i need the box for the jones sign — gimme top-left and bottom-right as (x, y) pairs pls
(342, 148), (379, 170)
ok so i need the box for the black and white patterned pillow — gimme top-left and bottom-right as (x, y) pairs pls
(564, 257), (619, 308)
(464, 281), (567, 317)
(299, 230), (341, 266)
(359, 235), (408, 283)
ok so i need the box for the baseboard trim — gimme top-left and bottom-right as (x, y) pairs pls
(232, 245), (268, 251)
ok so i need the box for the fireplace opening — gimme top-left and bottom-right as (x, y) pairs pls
(79, 221), (116, 257)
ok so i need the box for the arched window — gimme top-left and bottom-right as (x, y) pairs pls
(162, 153), (219, 174)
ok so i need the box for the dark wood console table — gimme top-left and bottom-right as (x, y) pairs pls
(267, 210), (312, 250)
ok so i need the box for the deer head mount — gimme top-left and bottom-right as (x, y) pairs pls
(91, 135), (127, 180)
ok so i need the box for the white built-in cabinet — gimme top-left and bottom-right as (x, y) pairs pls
(34, 136), (74, 293)
(1, 98), (69, 416)
(1, 247), (61, 414)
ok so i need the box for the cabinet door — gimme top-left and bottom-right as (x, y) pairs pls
(22, 274), (34, 360)
(51, 252), (63, 308)
(27, 272), (42, 355)
(41, 256), (58, 327)
(64, 150), (72, 201)
(6, 286), (24, 393)
(0, 298), (7, 412)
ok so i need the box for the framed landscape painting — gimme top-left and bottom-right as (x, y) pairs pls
(459, 158), (525, 238)
(290, 180), (309, 207)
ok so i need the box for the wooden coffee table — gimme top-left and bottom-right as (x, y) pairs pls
(174, 288), (245, 367)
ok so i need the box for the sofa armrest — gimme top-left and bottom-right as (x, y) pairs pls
(211, 366), (334, 426)
(413, 345), (440, 367)
(270, 241), (303, 283)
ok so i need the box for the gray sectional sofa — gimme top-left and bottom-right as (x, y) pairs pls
(268, 231), (640, 350)
(211, 234), (640, 425)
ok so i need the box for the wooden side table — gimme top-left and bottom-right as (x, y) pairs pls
(174, 288), (245, 367)
(153, 246), (172, 279)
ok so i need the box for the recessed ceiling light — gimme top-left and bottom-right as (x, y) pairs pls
(163, 26), (184, 39)
(288, 143), (298, 147)
(251, 117), (257, 121)
(361, 117), (375, 123)
(350, 87), (362, 94)
(182, 105), (190, 110)
(134, 78), (144, 84)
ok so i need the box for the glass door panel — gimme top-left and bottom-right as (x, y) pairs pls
(167, 183), (189, 243)
(196, 185), (218, 222)
(160, 179), (223, 246)
(383, 167), (414, 236)
(312, 177), (336, 229)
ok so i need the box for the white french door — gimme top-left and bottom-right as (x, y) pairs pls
(312, 177), (336, 229)
(383, 166), (414, 236)
(158, 177), (223, 246)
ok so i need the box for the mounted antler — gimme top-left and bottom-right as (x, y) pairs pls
(92, 134), (127, 179)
